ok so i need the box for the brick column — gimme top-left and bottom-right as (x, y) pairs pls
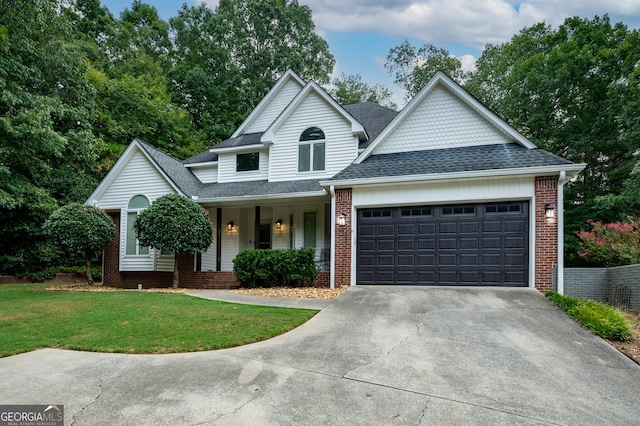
(334, 188), (353, 287)
(103, 212), (123, 287)
(535, 176), (558, 292)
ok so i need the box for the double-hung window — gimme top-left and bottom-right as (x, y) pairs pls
(298, 127), (325, 172)
(126, 195), (150, 256)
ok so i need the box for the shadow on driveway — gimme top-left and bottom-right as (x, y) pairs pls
(1, 286), (638, 425)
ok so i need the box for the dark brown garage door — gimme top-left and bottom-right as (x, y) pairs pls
(356, 202), (529, 286)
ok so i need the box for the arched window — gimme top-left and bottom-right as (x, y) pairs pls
(298, 127), (325, 172)
(126, 195), (150, 256)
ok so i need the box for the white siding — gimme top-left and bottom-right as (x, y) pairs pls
(244, 79), (303, 133)
(272, 206), (291, 249)
(200, 208), (217, 271)
(373, 86), (512, 155)
(352, 177), (535, 208)
(98, 150), (176, 210)
(269, 92), (359, 182)
(190, 165), (218, 184)
(221, 209), (239, 271)
(119, 214), (175, 272)
(217, 150), (269, 183)
(154, 251), (175, 272)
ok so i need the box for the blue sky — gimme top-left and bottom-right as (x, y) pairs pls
(100, 0), (640, 105)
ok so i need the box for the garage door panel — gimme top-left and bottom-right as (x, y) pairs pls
(460, 237), (479, 249)
(418, 238), (435, 249)
(439, 222), (457, 233)
(398, 223), (415, 234)
(377, 240), (395, 251)
(439, 238), (457, 249)
(357, 202), (528, 287)
(460, 221), (479, 233)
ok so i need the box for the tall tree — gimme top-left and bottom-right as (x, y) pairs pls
(385, 41), (467, 100)
(169, 1), (335, 143)
(329, 73), (397, 110)
(0, 0), (103, 273)
(465, 16), (640, 263)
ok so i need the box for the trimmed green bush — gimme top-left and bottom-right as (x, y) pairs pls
(233, 248), (317, 287)
(546, 291), (632, 340)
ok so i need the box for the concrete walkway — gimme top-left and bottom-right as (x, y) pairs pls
(1, 286), (639, 425)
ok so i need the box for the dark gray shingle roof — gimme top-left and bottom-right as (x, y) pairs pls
(136, 139), (203, 195)
(330, 143), (573, 181)
(183, 150), (218, 164)
(342, 102), (398, 148)
(213, 132), (264, 150)
(197, 179), (326, 199)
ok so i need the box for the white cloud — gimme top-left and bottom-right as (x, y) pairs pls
(458, 54), (477, 74)
(301, 0), (640, 46)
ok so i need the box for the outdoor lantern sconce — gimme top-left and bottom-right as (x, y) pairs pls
(545, 204), (555, 219)
(338, 213), (347, 227)
(276, 219), (282, 230)
(227, 221), (234, 231)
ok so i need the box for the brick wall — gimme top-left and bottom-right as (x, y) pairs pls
(534, 176), (558, 292)
(103, 213), (239, 289)
(334, 188), (353, 287)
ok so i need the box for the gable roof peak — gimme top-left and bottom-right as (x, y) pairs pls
(231, 69), (306, 138)
(354, 72), (536, 164)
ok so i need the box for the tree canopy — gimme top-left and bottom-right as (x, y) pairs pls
(43, 203), (115, 284)
(134, 194), (213, 288)
(464, 16), (640, 263)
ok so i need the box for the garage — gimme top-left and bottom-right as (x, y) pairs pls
(356, 202), (529, 286)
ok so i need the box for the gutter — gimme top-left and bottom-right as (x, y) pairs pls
(557, 171), (569, 295)
(321, 164), (587, 188)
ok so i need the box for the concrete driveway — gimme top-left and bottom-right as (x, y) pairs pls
(1, 286), (638, 425)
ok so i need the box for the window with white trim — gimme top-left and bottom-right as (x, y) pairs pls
(126, 195), (150, 256)
(298, 127), (325, 172)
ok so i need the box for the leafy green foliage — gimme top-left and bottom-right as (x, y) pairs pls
(329, 73), (397, 110)
(43, 203), (115, 284)
(135, 194), (213, 288)
(576, 218), (640, 267)
(465, 16), (640, 264)
(0, 284), (317, 357)
(546, 292), (632, 340)
(233, 248), (317, 287)
(385, 41), (467, 100)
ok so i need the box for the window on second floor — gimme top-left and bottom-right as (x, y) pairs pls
(298, 127), (325, 172)
(236, 152), (259, 172)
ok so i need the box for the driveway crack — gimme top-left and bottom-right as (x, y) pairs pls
(70, 358), (120, 426)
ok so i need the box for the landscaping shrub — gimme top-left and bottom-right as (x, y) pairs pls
(577, 217), (640, 266)
(233, 248), (317, 287)
(545, 292), (632, 340)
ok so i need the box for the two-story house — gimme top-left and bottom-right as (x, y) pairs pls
(86, 70), (584, 291)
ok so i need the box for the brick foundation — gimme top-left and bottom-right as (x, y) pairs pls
(334, 188), (353, 287)
(103, 212), (328, 289)
(534, 176), (558, 292)
(103, 213), (240, 289)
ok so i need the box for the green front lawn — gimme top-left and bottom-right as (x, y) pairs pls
(0, 284), (318, 357)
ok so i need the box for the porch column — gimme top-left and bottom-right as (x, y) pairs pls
(535, 176), (559, 292)
(334, 188), (353, 287)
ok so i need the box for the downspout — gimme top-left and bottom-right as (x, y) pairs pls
(557, 171), (568, 295)
(329, 185), (336, 289)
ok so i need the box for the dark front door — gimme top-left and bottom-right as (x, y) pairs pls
(258, 223), (271, 249)
(356, 202), (529, 286)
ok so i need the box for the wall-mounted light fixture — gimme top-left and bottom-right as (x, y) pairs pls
(276, 219), (282, 230)
(227, 221), (234, 231)
(545, 204), (555, 219)
(338, 213), (347, 227)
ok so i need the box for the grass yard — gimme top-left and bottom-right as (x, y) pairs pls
(0, 284), (318, 358)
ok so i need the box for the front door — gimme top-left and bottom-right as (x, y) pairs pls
(258, 223), (271, 249)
